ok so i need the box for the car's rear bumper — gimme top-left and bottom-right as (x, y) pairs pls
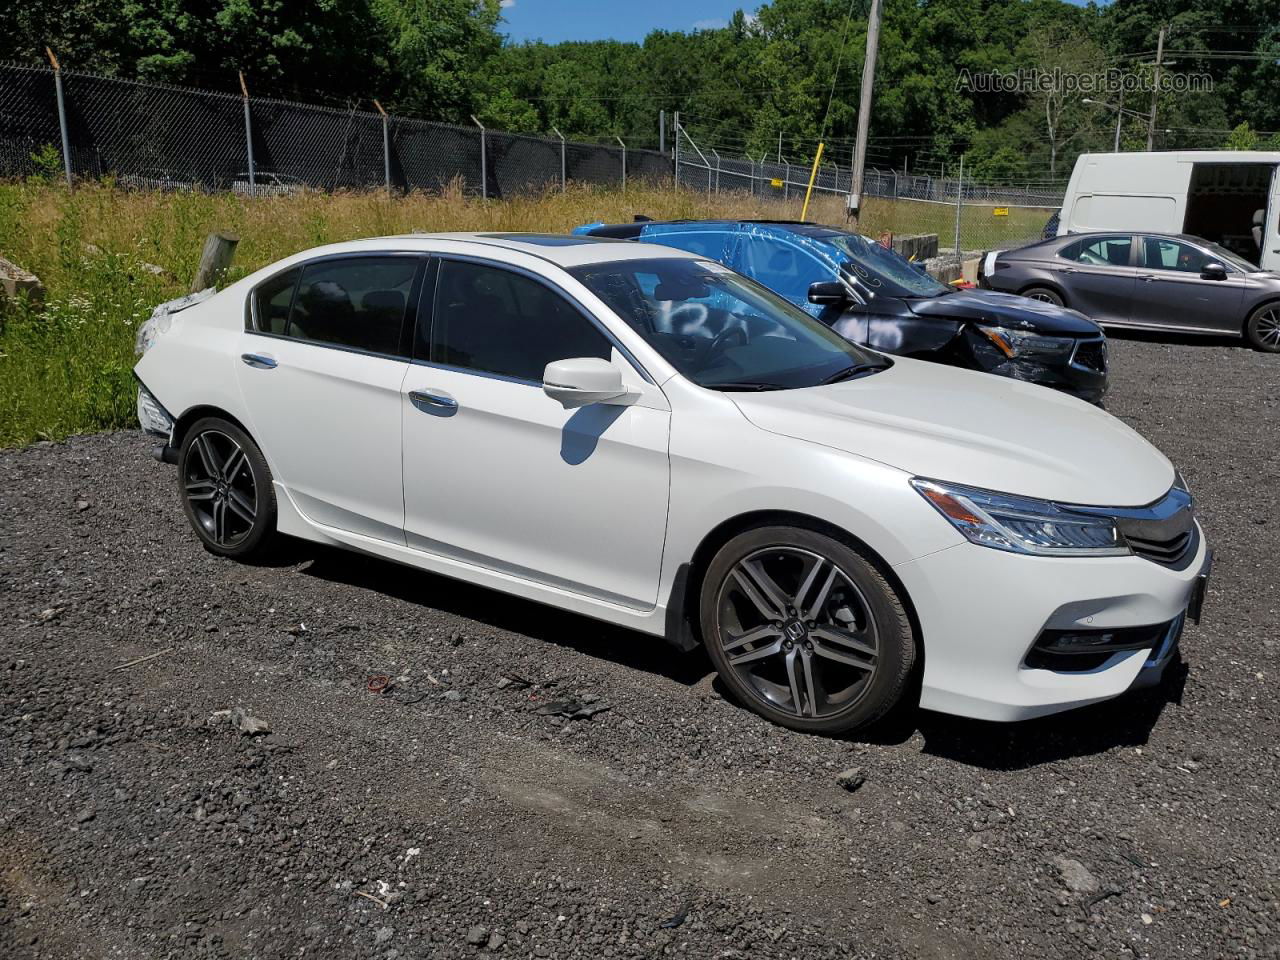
(895, 528), (1209, 722)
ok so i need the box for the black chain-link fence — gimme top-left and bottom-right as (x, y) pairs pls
(0, 63), (670, 196)
(674, 124), (1063, 265)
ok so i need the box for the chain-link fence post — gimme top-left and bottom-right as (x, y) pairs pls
(783, 160), (789, 201)
(373, 99), (391, 196)
(45, 48), (74, 188)
(673, 112), (680, 189)
(712, 149), (720, 194)
(551, 126), (566, 191)
(471, 115), (486, 199)
(615, 135), (626, 192)
(953, 153), (964, 261)
(239, 72), (255, 195)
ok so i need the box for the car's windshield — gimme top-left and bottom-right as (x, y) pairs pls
(819, 232), (951, 298)
(569, 257), (889, 391)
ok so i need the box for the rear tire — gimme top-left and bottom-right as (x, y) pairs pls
(1244, 303), (1280, 352)
(178, 417), (277, 560)
(1021, 286), (1064, 307)
(698, 525), (915, 734)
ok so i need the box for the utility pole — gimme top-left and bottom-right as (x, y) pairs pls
(848, 0), (883, 224)
(1114, 87), (1124, 152)
(778, 130), (783, 163)
(1146, 24), (1165, 151)
(659, 110), (665, 155)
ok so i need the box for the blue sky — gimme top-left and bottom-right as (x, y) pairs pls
(498, 0), (1101, 44)
(498, 0), (752, 44)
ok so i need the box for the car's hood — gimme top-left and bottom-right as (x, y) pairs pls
(729, 358), (1172, 507)
(905, 288), (1100, 336)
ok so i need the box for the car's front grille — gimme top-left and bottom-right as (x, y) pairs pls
(1066, 484), (1198, 570)
(1071, 337), (1108, 373)
(1125, 527), (1196, 566)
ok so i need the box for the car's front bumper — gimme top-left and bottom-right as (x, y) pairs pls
(967, 329), (1109, 404)
(894, 525), (1209, 722)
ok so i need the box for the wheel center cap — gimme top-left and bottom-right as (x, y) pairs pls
(783, 619), (807, 641)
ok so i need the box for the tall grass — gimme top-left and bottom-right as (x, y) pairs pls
(0, 181), (853, 447)
(0, 181), (1043, 447)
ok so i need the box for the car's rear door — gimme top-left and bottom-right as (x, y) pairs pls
(1128, 236), (1246, 333)
(399, 256), (671, 609)
(236, 253), (423, 543)
(1054, 235), (1138, 324)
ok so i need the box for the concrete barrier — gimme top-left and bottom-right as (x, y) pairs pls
(0, 255), (44, 308)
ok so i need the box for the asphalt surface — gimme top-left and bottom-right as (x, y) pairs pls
(1, 334), (1278, 960)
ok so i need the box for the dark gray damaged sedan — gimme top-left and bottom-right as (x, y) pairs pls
(979, 231), (1280, 352)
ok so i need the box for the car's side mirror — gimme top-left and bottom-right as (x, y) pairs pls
(543, 357), (634, 409)
(1201, 262), (1228, 281)
(808, 280), (848, 305)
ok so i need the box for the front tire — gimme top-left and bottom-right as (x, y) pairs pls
(1244, 303), (1280, 352)
(1021, 286), (1064, 307)
(178, 417), (277, 560)
(699, 526), (915, 734)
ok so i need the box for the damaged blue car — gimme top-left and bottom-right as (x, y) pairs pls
(572, 219), (1108, 402)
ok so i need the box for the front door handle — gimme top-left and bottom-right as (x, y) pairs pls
(409, 389), (458, 413)
(1139, 274), (1158, 282)
(241, 353), (277, 369)
(1061, 266), (1078, 274)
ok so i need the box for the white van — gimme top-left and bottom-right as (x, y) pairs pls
(1059, 151), (1280, 270)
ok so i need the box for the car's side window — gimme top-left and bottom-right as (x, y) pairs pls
(252, 267), (300, 335)
(1142, 237), (1209, 274)
(430, 259), (612, 383)
(737, 237), (826, 304)
(284, 256), (417, 356)
(1065, 236), (1132, 267)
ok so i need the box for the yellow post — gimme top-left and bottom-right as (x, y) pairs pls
(800, 142), (826, 221)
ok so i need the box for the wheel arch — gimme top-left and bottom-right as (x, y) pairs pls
(665, 509), (924, 667)
(1017, 280), (1068, 305)
(171, 404), (256, 450)
(1243, 295), (1280, 339)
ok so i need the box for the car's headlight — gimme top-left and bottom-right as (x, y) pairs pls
(911, 478), (1129, 556)
(978, 325), (1074, 358)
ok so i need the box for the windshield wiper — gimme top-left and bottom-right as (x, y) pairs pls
(819, 361), (892, 385)
(706, 381), (788, 392)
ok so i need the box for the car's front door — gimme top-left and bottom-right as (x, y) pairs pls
(400, 257), (671, 609)
(1128, 236), (1246, 332)
(236, 254), (421, 543)
(1053, 235), (1138, 324)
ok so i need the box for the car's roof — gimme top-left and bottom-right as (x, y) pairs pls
(602, 218), (847, 238)
(1013, 230), (1212, 255)
(346, 232), (704, 267)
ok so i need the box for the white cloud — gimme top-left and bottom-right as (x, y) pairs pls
(500, 0), (515, 7)
(692, 18), (728, 30)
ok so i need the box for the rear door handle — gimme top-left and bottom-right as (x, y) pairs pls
(241, 353), (277, 369)
(409, 389), (458, 412)
(1139, 274), (1158, 282)
(1061, 266), (1078, 274)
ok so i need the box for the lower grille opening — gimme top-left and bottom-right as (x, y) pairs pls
(1071, 338), (1107, 373)
(1025, 620), (1176, 672)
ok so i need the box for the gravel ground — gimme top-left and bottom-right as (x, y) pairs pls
(1, 335), (1278, 960)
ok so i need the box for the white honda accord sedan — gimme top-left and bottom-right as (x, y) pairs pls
(133, 233), (1210, 733)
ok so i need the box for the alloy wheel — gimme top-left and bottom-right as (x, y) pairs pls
(183, 429), (257, 547)
(715, 547), (879, 719)
(1254, 308), (1280, 347)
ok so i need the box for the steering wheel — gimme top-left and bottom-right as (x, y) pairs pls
(708, 323), (749, 360)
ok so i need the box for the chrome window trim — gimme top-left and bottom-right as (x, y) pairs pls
(244, 250), (426, 339)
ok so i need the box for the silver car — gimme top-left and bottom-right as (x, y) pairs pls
(979, 231), (1280, 352)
